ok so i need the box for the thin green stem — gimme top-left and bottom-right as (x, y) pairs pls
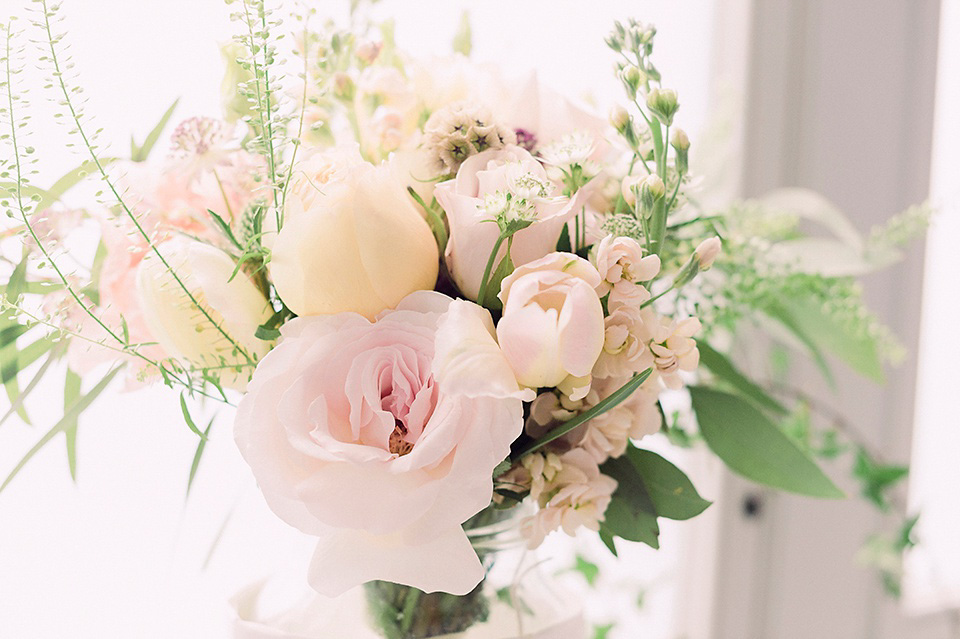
(39, 1), (254, 367)
(476, 233), (507, 304)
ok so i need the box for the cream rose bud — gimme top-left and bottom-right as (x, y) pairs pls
(695, 236), (722, 269)
(269, 162), (439, 320)
(497, 252), (606, 391)
(136, 238), (273, 388)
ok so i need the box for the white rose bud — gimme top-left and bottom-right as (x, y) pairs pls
(609, 105), (630, 132)
(269, 163), (439, 320)
(695, 236), (722, 269)
(621, 175), (642, 207)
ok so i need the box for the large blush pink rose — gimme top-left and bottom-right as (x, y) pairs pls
(434, 146), (586, 301)
(234, 291), (528, 596)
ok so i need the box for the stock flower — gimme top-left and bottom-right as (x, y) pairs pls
(136, 237), (273, 388)
(520, 448), (617, 548)
(234, 292), (525, 596)
(269, 163), (439, 320)
(593, 234), (661, 308)
(573, 375), (661, 463)
(639, 309), (701, 389)
(593, 305), (654, 379)
(497, 253), (605, 394)
(434, 146), (584, 301)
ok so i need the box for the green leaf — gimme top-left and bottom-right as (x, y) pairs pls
(698, 341), (788, 416)
(556, 223), (572, 253)
(1, 366), (121, 493)
(627, 447), (711, 520)
(5, 253), (28, 304)
(0, 343), (64, 428)
(63, 368), (81, 482)
(479, 252), (514, 311)
(593, 623), (615, 639)
(452, 10), (472, 56)
(572, 554), (600, 587)
(853, 447), (908, 510)
(34, 158), (120, 212)
(187, 417), (215, 497)
(598, 528), (618, 556)
(600, 495), (660, 549)
(130, 99), (179, 162)
(512, 368), (653, 459)
(207, 208), (243, 250)
(779, 297), (885, 383)
(763, 302), (835, 387)
(690, 386), (844, 498)
(1, 336), (55, 384)
(179, 393), (209, 440)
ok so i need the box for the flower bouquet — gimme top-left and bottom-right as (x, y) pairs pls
(0, 2), (926, 637)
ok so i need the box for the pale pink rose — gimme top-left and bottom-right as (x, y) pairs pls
(435, 146), (586, 301)
(496, 253), (605, 391)
(234, 291), (526, 596)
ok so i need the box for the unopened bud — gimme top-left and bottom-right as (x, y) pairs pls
(355, 40), (382, 65)
(620, 66), (643, 97)
(332, 72), (355, 101)
(695, 236), (722, 269)
(621, 175), (642, 207)
(670, 128), (690, 151)
(646, 88), (679, 125)
(609, 105), (630, 132)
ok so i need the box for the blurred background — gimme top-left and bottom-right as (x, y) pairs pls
(0, 0), (957, 637)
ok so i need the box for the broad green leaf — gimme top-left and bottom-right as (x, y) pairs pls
(1, 366), (121, 493)
(763, 302), (835, 387)
(853, 447), (908, 511)
(690, 386), (844, 498)
(34, 158), (120, 212)
(131, 99), (179, 162)
(698, 341), (788, 416)
(512, 368), (653, 459)
(600, 496), (660, 549)
(187, 417), (215, 497)
(63, 368), (81, 482)
(627, 447), (711, 520)
(1, 336), (55, 384)
(600, 455), (660, 548)
(778, 297), (885, 383)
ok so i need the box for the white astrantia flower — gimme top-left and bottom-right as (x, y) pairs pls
(538, 130), (597, 170)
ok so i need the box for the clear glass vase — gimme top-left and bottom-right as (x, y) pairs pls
(363, 504), (586, 639)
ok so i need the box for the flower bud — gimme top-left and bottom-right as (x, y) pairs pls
(695, 236), (722, 269)
(332, 72), (355, 101)
(670, 128), (690, 152)
(355, 40), (382, 65)
(620, 175), (642, 207)
(646, 88), (679, 125)
(640, 174), (665, 214)
(620, 66), (643, 97)
(609, 105), (631, 132)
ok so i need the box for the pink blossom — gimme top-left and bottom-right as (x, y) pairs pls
(496, 253), (605, 392)
(434, 146), (586, 301)
(234, 292), (525, 596)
